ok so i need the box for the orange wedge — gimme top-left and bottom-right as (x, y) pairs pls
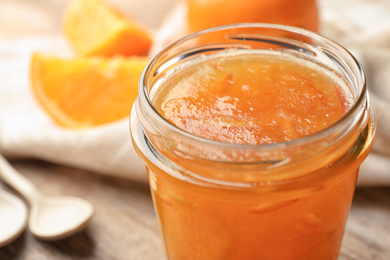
(63, 0), (152, 57)
(30, 53), (149, 128)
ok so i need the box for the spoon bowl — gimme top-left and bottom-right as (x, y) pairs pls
(29, 196), (94, 240)
(0, 187), (27, 247)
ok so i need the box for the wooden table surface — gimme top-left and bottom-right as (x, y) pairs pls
(0, 159), (389, 260)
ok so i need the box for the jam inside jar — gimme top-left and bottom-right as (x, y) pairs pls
(130, 24), (376, 260)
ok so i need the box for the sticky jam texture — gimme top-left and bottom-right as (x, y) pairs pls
(153, 51), (351, 144)
(148, 51), (361, 260)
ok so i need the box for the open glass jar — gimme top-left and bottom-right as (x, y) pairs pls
(130, 24), (376, 260)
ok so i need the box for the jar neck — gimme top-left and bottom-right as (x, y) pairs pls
(132, 97), (374, 187)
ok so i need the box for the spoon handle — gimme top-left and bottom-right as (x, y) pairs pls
(0, 154), (42, 204)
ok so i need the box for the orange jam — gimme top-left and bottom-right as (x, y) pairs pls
(137, 50), (370, 260)
(154, 51), (350, 145)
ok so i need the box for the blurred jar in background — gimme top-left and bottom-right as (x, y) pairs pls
(187, 0), (319, 33)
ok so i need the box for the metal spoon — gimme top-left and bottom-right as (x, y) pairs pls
(0, 185), (27, 247)
(0, 154), (94, 241)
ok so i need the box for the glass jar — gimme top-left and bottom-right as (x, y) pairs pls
(130, 23), (376, 260)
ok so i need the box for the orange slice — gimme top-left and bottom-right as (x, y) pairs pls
(30, 52), (148, 128)
(63, 0), (152, 57)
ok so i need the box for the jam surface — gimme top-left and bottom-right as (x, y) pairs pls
(153, 51), (350, 144)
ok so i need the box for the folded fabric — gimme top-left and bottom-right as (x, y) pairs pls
(0, 37), (147, 182)
(1, 0), (389, 186)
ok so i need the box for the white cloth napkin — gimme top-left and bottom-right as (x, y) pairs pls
(1, 0), (389, 186)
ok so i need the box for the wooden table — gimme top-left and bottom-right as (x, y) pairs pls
(0, 159), (389, 260)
